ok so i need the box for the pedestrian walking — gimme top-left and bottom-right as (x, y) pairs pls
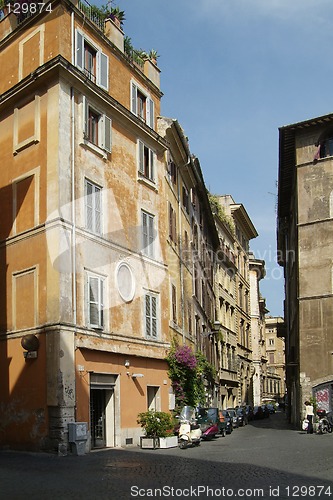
(304, 401), (314, 434)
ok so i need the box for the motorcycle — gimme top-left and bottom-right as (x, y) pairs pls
(178, 406), (202, 449)
(316, 409), (333, 434)
(197, 408), (220, 440)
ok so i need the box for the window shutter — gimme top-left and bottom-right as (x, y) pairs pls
(151, 295), (157, 337)
(142, 211), (148, 251)
(100, 278), (104, 327)
(147, 98), (154, 129)
(102, 115), (112, 153)
(145, 294), (151, 337)
(94, 186), (101, 234)
(89, 276), (100, 327)
(85, 180), (93, 231)
(173, 210), (177, 243)
(99, 52), (109, 90)
(131, 82), (137, 115)
(138, 141), (144, 174)
(169, 203), (173, 240)
(148, 214), (154, 255)
(82, 96), (89, 137)
(76, 30), (84, 70)
(149, 149), (154, 181)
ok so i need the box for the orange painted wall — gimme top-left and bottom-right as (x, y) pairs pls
(75, 348), (170, 431)
(0, 335), (48, 449)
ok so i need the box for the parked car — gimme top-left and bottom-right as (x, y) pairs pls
(221, 410), (233, 434)
(243, 405), (254, 421)
(266, 403), (276, 414)
(253, 405), (264, 419)
(236, 407), (248, 426)
(227, 408), (239, 429)
(261, 405), (270, 418)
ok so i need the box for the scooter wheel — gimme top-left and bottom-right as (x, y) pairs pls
(179, 440), (187, 449)
(328, 426), (333, 433)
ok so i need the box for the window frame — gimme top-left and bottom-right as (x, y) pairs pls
(75, 29), (109, 91)
(168, 202), (177, 244)
(85, 179), (102, 235)
(83, 97), (112, 154)
(138, 140), (155, 182)
(141, 210), (155, 258)
(86, 272), (105, 329)
(144, 291), (159, 339)
(131, 80), (154, 128)
(171, 284), (177, 324)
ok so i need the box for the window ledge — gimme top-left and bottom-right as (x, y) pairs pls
(138, 174), (158, 192)
(81, 139), (108, 160)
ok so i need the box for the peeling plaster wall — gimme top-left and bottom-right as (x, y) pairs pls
(296, 129), (333, 407)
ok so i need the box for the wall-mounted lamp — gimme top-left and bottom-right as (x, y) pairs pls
(124, 360), (130, 368)
(132, 373), (144, 378)
(201, 320), (222, 338)
(21, 334), (39, 359)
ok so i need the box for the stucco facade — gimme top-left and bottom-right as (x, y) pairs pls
(0, 0), (172, 451)
(278, 114), (333, 426)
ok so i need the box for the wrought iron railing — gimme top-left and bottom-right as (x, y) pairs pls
(78, 0), (105, 31)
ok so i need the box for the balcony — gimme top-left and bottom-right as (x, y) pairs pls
(218, 243), (237, 268)
(219, 368), (238, 383)
(78, 0), (105, 31)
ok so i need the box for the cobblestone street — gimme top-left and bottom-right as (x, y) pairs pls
(1, 412), (332, 500)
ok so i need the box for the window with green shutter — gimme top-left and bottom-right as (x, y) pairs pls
(85, 179), (102, 234)
(87, 274), (104, 329)
(145, 292), (158, 339)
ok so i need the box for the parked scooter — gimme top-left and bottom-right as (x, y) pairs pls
(178, 406), (202, 449)
(316, 409), (333, 434)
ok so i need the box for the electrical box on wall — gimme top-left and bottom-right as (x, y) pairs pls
(68, 422), (88, 442)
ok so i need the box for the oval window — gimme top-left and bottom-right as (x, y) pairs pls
(116, 262), (135, 302)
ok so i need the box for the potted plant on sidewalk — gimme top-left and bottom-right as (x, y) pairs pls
(137, 410), (177, 449)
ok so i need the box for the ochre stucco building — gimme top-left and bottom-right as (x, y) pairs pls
(278, 114), (333, 426)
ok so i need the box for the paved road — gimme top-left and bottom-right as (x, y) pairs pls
(0, 411), (332, 499)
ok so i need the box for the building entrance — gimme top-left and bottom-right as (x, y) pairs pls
(90, 389), (107, 448)
(90, 373), (117, 449)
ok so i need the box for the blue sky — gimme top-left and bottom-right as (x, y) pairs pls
(98, 0), (333, 316)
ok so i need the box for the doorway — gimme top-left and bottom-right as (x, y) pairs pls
(90, 388), (116, 448)
(90, 389), (107, 448)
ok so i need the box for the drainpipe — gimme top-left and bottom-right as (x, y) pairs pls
(70, 87), (77, 431)
(71, 87), (77, 327)
(71, 11), (75, 65)
(70, 11), (76, 326)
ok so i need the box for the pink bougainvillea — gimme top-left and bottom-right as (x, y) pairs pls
(174, 345), (197, 370)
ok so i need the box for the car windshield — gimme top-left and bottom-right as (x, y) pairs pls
(236, 409), (243, 415)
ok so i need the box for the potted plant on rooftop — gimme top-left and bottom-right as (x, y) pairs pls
(105, 5), (125, 28)
(148, 49), (159, 66)
(137, 410), (177, 449)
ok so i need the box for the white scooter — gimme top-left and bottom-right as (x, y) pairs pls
(178, 406), (202, 449)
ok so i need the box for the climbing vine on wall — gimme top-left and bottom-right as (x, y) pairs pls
(166, 343), (216, 410)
